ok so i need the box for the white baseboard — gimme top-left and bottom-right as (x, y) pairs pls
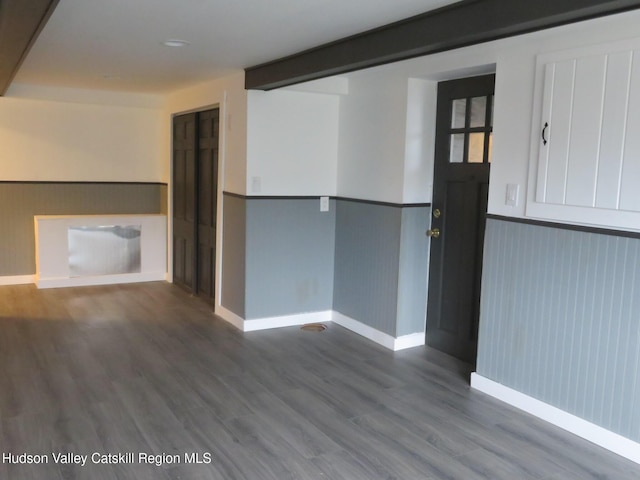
(36, 272), (166, 289)
(0, 275), (35, 286)
(243, 310), (332, 332)
(393, 332), (426, 350)
(332, 311), (424, 351)
(214, 305), (245, 330)
(213, 307), (424, 351)
(470, 373), (640, 465)
(331, 311), (395, 349)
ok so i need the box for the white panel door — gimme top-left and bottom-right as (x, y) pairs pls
(619, 49), (640, 212)
(537, 60), (575, 205)
(595, 51), (632, 210)
(564, 54), (606, 208)
(527, 38), (640, 232)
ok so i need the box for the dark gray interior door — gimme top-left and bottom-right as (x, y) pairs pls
(426, 74), (495, 364)
(172, 112), (197, 293)
(172, 108), (219, 301)
(196, 109), (219, 302)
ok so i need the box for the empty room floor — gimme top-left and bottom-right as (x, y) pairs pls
(0, 282), (639, 480)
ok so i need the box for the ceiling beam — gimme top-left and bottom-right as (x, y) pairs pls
(0, 0), (59, 96)
(245, 0), (640, 90)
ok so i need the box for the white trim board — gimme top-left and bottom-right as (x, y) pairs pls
(331, 312), (424, 351)
(393, 332), (427, 351)
(470, 373), (640, 465)
(214, 307), (425, 352)
(0, 275), (35, 286)
(36, 272), (166, 289)
(214, 305), (245, 331)
(243, 310), (332, 332)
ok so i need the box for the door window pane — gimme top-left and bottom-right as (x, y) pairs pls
(470, 96), (487, 128)
(451, 99), (466, 128)
(468, 133), (485, 163)
(450, 134), (465, 163)
(487, 133), (493, 163)
(489, 95), (494, 127)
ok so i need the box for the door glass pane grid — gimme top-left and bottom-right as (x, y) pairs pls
(451, 99), (466, 128)
(449, 94), (493, 163)
(470, 96), (487, 128)
(449, 134), (465, 163)
(468, 133), (485, 163)
(489, 95), (494, 127)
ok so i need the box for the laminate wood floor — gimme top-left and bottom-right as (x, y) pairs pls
(1, 282), (639, 480)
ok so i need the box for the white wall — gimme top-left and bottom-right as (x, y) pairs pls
(246, 89), (339, 196)
(482, 10), (640, 220)
(336, 72), (409, 203)
(329, 9), (640, 216)
(335, 49), (496, 204)
(403, 78), (437, 204)
(163, 71), (247, 192)
(0, 84), (164, 181)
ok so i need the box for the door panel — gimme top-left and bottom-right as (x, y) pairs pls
(196, 109), (219, 302)
(172, 108), (219, 302)
(172, 113), (197, 292)
(426, 74), (494, 364)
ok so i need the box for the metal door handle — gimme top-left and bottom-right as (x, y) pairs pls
(542, 122), (549, 145)
(426, 228), (440, 239)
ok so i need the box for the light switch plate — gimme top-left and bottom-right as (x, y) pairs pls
(506, 183), (519, 207)
(320, 196), (329, 212)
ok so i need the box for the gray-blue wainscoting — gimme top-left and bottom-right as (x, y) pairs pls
(333, 199), (429, 337)
(477, 217), (640, 442)
(220, 193), (431, 340)
(0, 182), (166, 277)
(245, 198), (336, 319)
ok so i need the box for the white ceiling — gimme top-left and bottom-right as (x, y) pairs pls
(13, 0), (461, 94)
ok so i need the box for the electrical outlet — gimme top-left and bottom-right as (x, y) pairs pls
(320, 196), (329, 212)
